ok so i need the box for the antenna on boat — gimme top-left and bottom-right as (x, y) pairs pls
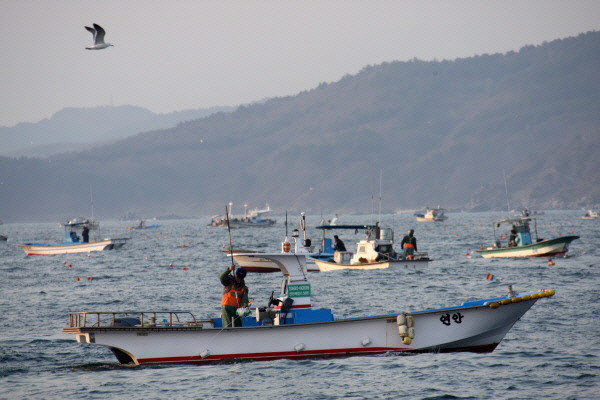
(378, 170), (382, 224)
(89, 185), (95, 241)
(370, 181), (375, 226)
(225, 205), (235, 270)
(503, 170), (511, 215)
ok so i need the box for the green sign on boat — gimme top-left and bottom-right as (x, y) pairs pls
(288, 284), (311, 297)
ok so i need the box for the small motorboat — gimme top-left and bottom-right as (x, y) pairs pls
(63, 250), (555, 365)
(15, 218), (128, 255)
(581, 210), (599, 220)
(476, 217), (578, 258)
(126, 219), (160, 230)
(310, 224), (431, 271)
(208, 204), (276, 228)
(414, 207), (448, 222)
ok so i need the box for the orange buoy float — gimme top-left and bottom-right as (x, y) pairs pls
(283, 242), (291, 253)
(548, 259), (555, 266)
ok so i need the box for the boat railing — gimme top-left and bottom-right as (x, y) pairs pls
(67, 311), (212, 328)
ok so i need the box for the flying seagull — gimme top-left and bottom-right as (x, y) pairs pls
(85, 23), (113, 50)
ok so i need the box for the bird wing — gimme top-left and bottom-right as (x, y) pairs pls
(92, 23), (106, 44)
(85, 26), (96, 42)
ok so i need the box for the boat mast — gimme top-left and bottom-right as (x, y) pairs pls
(225, 205), (235, 269)
(89, 185), (95, 241)
(503, 170), (511, 215)
(378, 170), (382, 224)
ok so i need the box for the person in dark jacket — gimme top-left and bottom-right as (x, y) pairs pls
(508, 225), (518, 247)
(220, 265), (249, 327)
(333, 235), (346, 252)
(401, 229), (418, 259)
(81, 226), (90, 243)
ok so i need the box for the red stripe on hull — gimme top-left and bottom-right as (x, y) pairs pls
(135, 342), (499, 365)
(138, 347), (402, 364)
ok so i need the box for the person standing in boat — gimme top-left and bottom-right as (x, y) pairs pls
(333, 235), (346, 252)
(220, 265), (249, 328)
(508, 225), (518, 247)
(401, 229), (418, 259)
(82, 226), (90, 243)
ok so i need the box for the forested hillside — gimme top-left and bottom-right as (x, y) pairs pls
(1, 32), (598, 222)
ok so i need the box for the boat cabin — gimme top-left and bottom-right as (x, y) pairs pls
(315, 224), (403, 264)
(351, 227), (397, 263)
(216, 252), (334, 327)
(492, 217), (539, 248)
(62, 219), (95, 244)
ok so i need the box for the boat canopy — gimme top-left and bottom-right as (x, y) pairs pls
(315, 224), (377, 231)
(494, 217), (532, 228)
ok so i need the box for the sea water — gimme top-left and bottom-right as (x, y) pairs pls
(0, 211), (598, 399)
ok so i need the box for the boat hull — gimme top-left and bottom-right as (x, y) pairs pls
(476, 236), (578, 258)
(415, 217), (447, 222)
(16, 239), (128, 255)
(64, 295), (540, 365)
(312, 258), (430, 271)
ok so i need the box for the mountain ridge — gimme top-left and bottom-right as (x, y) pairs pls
(1, 31), (599, 222)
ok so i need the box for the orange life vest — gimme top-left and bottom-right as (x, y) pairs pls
(403, 234), (416, 249)
(221, 285), (246, 307)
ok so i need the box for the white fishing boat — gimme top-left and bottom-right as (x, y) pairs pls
(310, 224), (431, 271)
(209, 204), (276, 228)
(15, 219), (128, 256)
(476, 217), (579, 258)
(225, 213), (328, 273)
(581, 210), (599, 220)
(414, 207), (448, 222)
(63, 250), (555, 365)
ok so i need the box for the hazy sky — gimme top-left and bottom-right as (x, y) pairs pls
(2, 0), (598, 126)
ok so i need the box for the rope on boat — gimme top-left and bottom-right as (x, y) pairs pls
(488, 289), (555, 308)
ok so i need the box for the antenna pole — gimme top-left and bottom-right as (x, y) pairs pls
(89, 185), (95, 241)
(225, 205), (235, 269)
(378, 170), (382, 223)
(503, 170), (510, 214)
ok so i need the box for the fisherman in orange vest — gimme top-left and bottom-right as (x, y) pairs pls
(401, 229), (418, 260)
(220, 265), (249, 327)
